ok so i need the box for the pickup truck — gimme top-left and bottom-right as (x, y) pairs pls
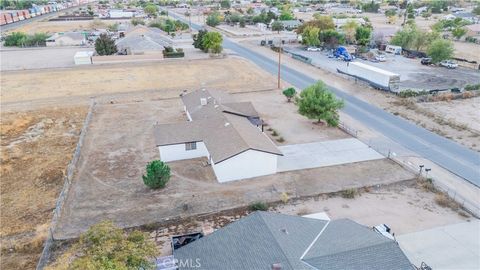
(440, 60), (458, 69)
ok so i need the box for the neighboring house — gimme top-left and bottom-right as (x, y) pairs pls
(115, 25), (172, 55)
(453, 12), (479, 24)
(334, 18), (366, 29)
(154, 89), (282, 183)
(173, 211), (413, 270)
(46, 32), (86, 46)
(109, 9), (135, 18)
(278, 19), (302, 30)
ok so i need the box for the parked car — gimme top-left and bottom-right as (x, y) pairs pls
(440, 60), (458, 69)
(375, 54), (386, 62)
(421, 57), (432, 65)
(306, 47), (321, 51)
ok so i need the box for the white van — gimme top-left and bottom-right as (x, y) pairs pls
(385, 45), (402, 55)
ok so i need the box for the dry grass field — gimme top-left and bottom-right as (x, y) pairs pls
(0, 107), (88, 270)
(1, 57), (277, 105)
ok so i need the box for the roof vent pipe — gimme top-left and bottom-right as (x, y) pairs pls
(200, 98), (207, 106)
(272, 263), (282, 270)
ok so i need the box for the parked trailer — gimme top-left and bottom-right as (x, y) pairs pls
(337, 61), (401, 92)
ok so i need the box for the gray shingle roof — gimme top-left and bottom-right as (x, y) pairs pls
(173, 212), (412, 270)
(154, 89), (282, 163)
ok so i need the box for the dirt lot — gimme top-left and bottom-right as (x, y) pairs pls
(240, 41), (480, 151)
(11, 19), (127, 34)
(53, 95), (414, 239)
(0, 57), (277, 107)
(235, 91), (349, 145)
(0, 106), (88, 270)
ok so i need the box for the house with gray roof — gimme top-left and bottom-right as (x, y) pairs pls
(154, 89), (282, 183)
(115, 25), (172, 55)
(173, 212), (413, 270)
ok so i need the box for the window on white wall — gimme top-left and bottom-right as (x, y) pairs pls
(185, 142), (197, 151)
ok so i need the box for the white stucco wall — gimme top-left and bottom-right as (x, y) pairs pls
(158, 142), (208, 162)
(212, 149), (278, 183)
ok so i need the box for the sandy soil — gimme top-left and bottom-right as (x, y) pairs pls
(0, 106), (88, 270)
(53, 97), (413, 239)
(239, 40), (480, 151)
(0, 57), (277, 106)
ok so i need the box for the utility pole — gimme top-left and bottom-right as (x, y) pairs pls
(277, 42), (282, 89)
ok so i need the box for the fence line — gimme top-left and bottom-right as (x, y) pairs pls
(36, 100), (96, 270)
(364, 139), (479, 218)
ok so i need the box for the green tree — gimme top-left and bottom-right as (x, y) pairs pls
(279, 10), (294, 20)
(361, 0), (380, 13)
(296, 81), (344, 127)
(271, 21), (284, 33)
(131, 18), (145, 26)
(220, 0), (230, 9)
(202, 31), (223, 54)
(193, 29), (208, 51)
(473, 5), (480, 16)
(385, 9), (396, 17)
(390, 24), (419, 49)
(302, 26), (320, 47)
(282, 87), (296, 102)
(342, 20), (359, 44)
(206, 12), (221, 27)
(355, 26), (371, 46)
(144, 4), (158, 17)
(142, 160), (171, 189)
(297, 15), (334, 34)
(427, 39), (454, 63)
(70, 221), (156, 270)
(319, 29), (345, 49)
(95, 34), (117, 55)
(3, 32), (27, 47)
(452, 27), (467, 40)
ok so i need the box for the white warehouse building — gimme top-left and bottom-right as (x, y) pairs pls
(154, 89), (282, 183)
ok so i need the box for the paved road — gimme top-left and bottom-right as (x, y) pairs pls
(165, 9), (480, 186)
(277, 139), (383, 172)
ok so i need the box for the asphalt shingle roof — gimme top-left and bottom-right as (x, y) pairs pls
(154, 89), (282, 163)
(173, 212), (412, 270)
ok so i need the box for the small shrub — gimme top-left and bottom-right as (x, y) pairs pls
(276, 137), (285, 143)
(271, 130), (279, 137)
(267, 127), (273, 132)
(249, 201), (268, 211)
(280, 192), (289, 203)
(464, 84), (480, 91)
(282, 87), (297, 102)
(417, 177), (435, 192)
(434, 193), (460, 210)
(142, 160), (171, 189)
(341, 188), (356, 199)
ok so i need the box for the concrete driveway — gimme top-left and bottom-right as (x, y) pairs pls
(397, 220), (480, 270)
(277, 138), (384, 172)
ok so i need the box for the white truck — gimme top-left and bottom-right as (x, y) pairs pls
(337, 61), (401, 92)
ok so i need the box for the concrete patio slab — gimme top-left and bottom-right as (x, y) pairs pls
(277, 138), (384, 172)
(397, 220), (480, 270)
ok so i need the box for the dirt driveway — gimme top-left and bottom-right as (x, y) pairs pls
(54, 96), (414, 239)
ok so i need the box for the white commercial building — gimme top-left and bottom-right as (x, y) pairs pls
(154, 89), (282, 183)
